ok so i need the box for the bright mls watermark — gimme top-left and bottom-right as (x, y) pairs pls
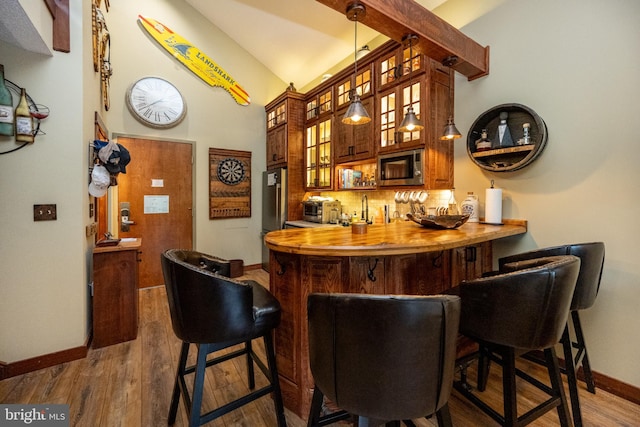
(0, 405), (69, 426)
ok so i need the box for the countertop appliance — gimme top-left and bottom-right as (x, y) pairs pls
(302, 199), (341, 224)
(284, 220), (341, 229)
(261, 168), (287, 272)
(377, 148), (424, 187)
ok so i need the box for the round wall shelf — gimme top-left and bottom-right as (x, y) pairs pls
(467, 103), (547, 172)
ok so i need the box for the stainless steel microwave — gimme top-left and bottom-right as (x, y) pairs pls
(377, 148), (424, 186)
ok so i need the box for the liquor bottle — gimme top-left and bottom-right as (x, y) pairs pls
(475, 128), (492, 151)
(492, 111), (514, 148)
(0, 64), (14, 136)
(15, 88), (34, 143)
(522, 122), (531, 144)
(448, 188), (459, 215)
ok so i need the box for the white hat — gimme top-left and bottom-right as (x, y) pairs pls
(89, 165), (111, 197)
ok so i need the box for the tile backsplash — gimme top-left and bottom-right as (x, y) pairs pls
(313, 189), (456, 223)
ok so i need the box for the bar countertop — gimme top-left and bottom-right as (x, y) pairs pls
(265, 219), (527, 257)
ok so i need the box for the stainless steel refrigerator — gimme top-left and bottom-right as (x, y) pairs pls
(261, 168), (287, 271)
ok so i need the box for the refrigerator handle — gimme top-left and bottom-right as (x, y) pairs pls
(275, 182), (281, 227)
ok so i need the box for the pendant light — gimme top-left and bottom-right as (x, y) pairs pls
(342, 2), (371, 125)
(398, 34), (424, 133)
(440, 55), (462, 140)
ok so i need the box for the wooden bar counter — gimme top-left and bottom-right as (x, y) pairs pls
(264, 220), (527, 419)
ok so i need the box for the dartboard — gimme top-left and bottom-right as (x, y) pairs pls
(217, 157), (246, 185)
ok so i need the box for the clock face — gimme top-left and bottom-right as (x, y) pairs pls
(126, 77), (186, 128)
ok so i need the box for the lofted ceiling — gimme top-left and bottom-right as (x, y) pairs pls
(185, 0), (447, 89)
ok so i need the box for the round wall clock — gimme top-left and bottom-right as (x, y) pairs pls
(125, 76), (186, 128)
(217, 157), (246, 185)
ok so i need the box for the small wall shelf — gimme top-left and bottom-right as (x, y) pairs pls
(467, 103), (547, 172)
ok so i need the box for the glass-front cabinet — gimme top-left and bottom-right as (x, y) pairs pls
(265, 91), (305, 170)
(267, 39), (454, 193)
(306, 87), (333, 121)
(377, 42), (426, 153)
(305, 118), (332, 189)
(335, 64), (375, 164)
(305, 86), (333, 189)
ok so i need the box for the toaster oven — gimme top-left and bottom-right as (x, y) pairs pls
(302, 200), (341, 224)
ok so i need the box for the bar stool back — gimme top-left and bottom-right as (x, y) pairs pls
(498, 242), (605, 425)
(455, 255), (580, 427)
(307, 293), (460, 427)
(161, 249), (287, 427)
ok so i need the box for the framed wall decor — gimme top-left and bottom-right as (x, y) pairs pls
(209, 148), (251, 219)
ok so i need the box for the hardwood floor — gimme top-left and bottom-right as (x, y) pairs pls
(1, 268), (638, 426)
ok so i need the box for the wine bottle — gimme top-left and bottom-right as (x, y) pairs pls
(15, 88), (34, 143)
(475, 128), (492, 151)
(0, 64), (14, 136)
(448, 188), (459, 215)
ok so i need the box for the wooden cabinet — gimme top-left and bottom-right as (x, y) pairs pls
(334, 65), (376, 164)
(450, 241), (493, 285)
(303, 87), (334, 190)
(305, 87), (333, 122)
(374, 44), (454, 189)
(265, 91), (306, 221)
(92, 239), (141, 348)
(426, 59), (455, 189)
(304, 117), (333, 190)
(266, 125), (287, 168)
(265, 91), (305, 170)
(376, 40), (427, 151)
(270, 244), (495, 418)
(266, 39), (455, 193)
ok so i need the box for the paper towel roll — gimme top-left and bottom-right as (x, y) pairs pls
(485, 187), (503, 224)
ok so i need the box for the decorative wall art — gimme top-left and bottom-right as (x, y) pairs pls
(137, 16), (250, 106)
(209, 148), (251, 219)
(92, 0), (111, 110)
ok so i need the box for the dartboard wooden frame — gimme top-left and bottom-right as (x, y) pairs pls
(209, 148), (251, 219)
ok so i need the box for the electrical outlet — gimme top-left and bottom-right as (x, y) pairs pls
(34, 204), (57, 221)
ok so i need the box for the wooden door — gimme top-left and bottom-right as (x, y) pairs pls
(116, 137), (193, 288)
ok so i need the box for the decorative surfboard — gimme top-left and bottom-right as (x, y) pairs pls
(138, 15), (250, 106)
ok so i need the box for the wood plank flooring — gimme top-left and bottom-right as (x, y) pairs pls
(1, 268), (639, 426)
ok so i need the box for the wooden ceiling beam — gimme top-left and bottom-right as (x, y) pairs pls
(316, 0), (489, 80)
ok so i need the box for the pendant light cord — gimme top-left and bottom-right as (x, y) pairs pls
(353, 10), (358, 94)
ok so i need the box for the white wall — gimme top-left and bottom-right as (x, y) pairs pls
(0, 0), (90, 363)
(450, 0), (640, 387)
(104, 0), (284, 265)
(0, 0), (285, 364)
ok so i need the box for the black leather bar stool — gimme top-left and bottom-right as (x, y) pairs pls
(454, 255), (580, 427)
(307, 293), (460, 427)
(496, 242), (605, 426)
(161, 249), (287, 427)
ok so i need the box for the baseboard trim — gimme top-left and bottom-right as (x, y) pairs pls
(520, 349), (640, 406)
(581, 368), (640, 406)
(0, 340), (89, 380)
(244, 263), (262, 271)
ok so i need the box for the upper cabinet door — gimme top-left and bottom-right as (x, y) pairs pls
(335, 64), (375, 164)
(306, 87), (333, 122)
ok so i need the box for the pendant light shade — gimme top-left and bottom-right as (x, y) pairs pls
(342, 2), (371, 126)
(398, 34), (423, 133)
(398, 106), (423, 132)
(440, 115), (462, 140)
(342, 92), (371, 125)
(440, 55), (462, 140)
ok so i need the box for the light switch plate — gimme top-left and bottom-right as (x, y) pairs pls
(34, 204), (57, 221)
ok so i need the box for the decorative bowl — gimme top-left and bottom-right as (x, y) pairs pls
(406, 212), (470, 229)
